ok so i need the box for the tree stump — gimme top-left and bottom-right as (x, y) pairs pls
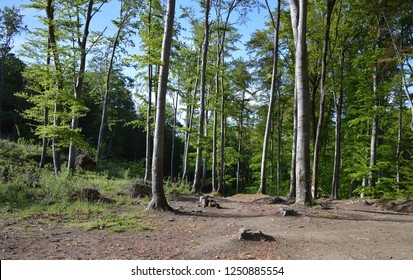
(280, 207), (297, 217)
(238, 228), (275, 242)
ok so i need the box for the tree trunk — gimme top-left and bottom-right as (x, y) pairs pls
(236, 91), (245, 193)
(144, 0), (153, 183)
(218, 76), (225, 195)
(212, 106), (218, 192)
(46, 0), (62, 175)
(147, 0), (175, 211)
(396, 80), (402, 191)
(96, 2), (127, 164)
(170, 91), (178, 180)
(331, 48), (344, 199)
(259, 0), (281, 194)
(368, 62), (378, 187)
(311, 0), (335, 199)
(192, 0), (210, 194)
(40, 36), (52, 169)
(289, 89), (297, 198)
(68, 0), (96, 173)
(181, 50), (201, 184)
(290, 0), (311, 204)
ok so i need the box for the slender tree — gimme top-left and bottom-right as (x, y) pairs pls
(259, 0), (281, 194)
(289, 0), (311, 204)
(147, 0), (176, 211)
(192, 0), (211, 194)
(311, 0), (336, 198)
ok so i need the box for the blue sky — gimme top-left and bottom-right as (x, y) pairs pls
(1, 0), (272, 65)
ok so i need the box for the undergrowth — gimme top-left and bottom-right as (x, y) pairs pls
(0, 139), (150, 232)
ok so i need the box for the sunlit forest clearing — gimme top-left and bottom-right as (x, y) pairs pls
(1, 0), (413, 260)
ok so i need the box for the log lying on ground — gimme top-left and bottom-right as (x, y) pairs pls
(238, 228), (275, 242)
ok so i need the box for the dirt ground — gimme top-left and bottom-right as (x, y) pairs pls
(1, 194), (413, 260)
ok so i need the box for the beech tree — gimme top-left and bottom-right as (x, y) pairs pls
(147, 0), (176, 211)
(258, 0), (281, 194)
(289, 0), (311, 204)
(192, 0), (211, 194)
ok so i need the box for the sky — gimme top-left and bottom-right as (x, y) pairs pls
(1, 0), (273, 68)
(0, 0), (276, 122)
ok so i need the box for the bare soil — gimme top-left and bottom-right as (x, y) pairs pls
(1, 194), (413, 260)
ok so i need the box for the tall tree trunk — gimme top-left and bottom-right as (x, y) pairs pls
(276, 86), (282, 195)
(236, 91), (245, 193)
(68, 0), (96, 172)
(192, 0), (210, 194)
(39, 105), (48, 168)
(96, 1), (127, 164)
(368, 61), (378, 187)
(331, 48), (344, 199)
(396, 80), (402, 191)
(40, 37), (52, 169)
(46, 0), (62, 175)
(218, 75), (225, 195)
(311, 0), (336, 199)
(289, 89), (297, 198)
(212, 105), (218, 192)
(181, 50), (201, 184)
(170, 91), (178, 180)
(144, 0), (153, 183)
(259, 0), (281, 194)
(147, 0), (175, 211)
(290, 0), (311, 204)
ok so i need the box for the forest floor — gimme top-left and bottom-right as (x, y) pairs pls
(1, 194), (413, 260)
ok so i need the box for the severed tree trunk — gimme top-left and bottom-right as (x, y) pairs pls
(259, 0), (281, 194)
(192, 0), (210, 194)
(289, 0), (311, 204)
(311, 0), (336, 199)
(147, 0), (175, 211)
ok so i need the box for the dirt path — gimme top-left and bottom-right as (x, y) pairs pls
(1, 194), (413, 260)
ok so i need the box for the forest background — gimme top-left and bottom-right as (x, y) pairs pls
(1, 0), (413, 211)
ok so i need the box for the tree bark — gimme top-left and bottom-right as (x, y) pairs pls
(259, 0), (281, 194)
(96, 1), (128, 164)
(46, 0), (62, 175)
(192, 0), (210, 194)
(331, 48), (344, 199)
(144, 0), (153, 183)
(368, 62), (378, 188)
(68, 0), (96, 172)
(290, 0), (311, 204)
(236, 90), (245, 193)
(181, 51), (201, 184)
(170, 91), (179, 180)
(289, 89), (297, 198)
(311, 0), (336, 199)
(147, 0), (176, 211)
